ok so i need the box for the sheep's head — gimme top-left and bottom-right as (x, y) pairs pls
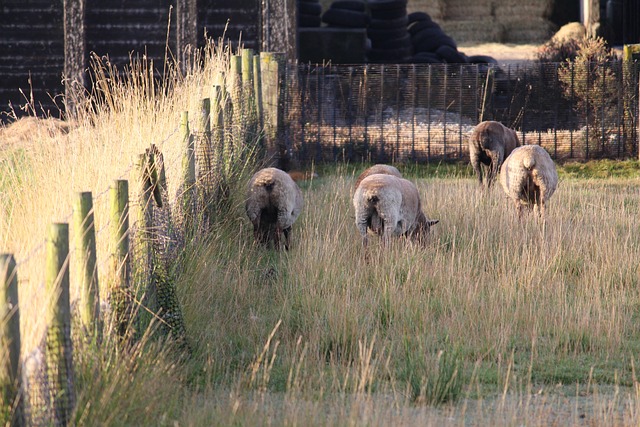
(413, 212), (439, 243)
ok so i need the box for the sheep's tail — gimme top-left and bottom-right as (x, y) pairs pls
(366, 194), (379, 204)
(522, 156), (536, 170)
(255, 176), (276, 192)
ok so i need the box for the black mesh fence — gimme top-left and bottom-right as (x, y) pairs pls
(281, 60), (640, 165)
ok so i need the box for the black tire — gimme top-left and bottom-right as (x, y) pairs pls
(368, 46), (413, 62)
(411, 52), (444, 63)
(372, 33), (411, 49)
(368, 0), (407, 11)
(435, 45), (467, 63)
(370, 6), (407, 20)
(411, 26), (445, 45)
(467, 54), (498, 65)
(299, 1), (322, 15)
(367, 26), (408, 41)
(413, 29), (457, 51)
(329, 0), (366, 12)
(322, 8), (370, 27)
(299, 13), (322, 27)
(369, 16), (408, 29)
(407, 19), (440, 36)
(407, 11), (432, 24)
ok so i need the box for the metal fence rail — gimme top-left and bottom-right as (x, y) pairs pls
(282, 61), (639, 164)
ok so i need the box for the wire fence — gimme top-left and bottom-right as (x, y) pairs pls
(281, 60), (640, 165)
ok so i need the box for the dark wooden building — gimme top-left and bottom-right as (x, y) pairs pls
(0, 0), (294, 122)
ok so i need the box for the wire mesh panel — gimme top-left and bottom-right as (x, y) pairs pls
(284, 61), (639, 165)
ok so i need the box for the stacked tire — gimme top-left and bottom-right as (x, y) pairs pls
(322, 0), (370, 29)
(299, 0), (323, 27)
(407, 12), (467, 64)
(367, 0), (412, 63)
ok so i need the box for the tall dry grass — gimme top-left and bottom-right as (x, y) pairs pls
(172, 167), (640, 425)
(2, 37), (640, 423)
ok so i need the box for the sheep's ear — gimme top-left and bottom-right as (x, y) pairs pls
(428, 220), (439, 226)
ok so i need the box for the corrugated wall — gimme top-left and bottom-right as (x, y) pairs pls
(0, 1), (65, 119)
(85, 0), (177, 67)
(199, 0), (260, 51)
(0, 0), (261, 122)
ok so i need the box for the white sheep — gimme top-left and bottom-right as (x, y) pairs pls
(245, 167), (303, 250)
(353, 174), (438, 246)
(469, 120), (521, 188)
(354, 164), (402, 190)
(499, 145), (558, 219)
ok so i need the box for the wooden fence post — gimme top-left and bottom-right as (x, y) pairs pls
(45, 223), (75, 426)
(179, 111), (196, 232)
(134, 153), (156, 326)
(0, 254), (22, 426)
(63, 0), (86, 117)
(253, 55), (264, 132)
(110, 180), (133, 341)
(198, 97), (219, 227)
(260, 52), (287, 167)
(73, 192), (101, 342)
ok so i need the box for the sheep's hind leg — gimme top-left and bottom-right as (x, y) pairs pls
(283, 227), (291, 251)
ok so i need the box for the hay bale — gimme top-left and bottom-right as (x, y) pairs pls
(551, 22), (587, 43)
(406, 0), (445, 20)
(443, 0), (493, 20)
(493, 0), (553, 18)
(0, 117), (70, 151)
(441, 20), (505, 43)
(501, 17), (556, 43)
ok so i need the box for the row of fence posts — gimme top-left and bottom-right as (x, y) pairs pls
(0, 48), (287, 425)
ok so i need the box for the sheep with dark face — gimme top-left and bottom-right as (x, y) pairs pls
(353, 174), (438, 246)
(245, 167), (303, 250)
(499, 145), (558, 219)
(354, 164), (402, 190)
(469, 121), (521, 188)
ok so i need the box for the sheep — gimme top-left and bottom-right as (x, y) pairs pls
(245, 167), (303, 250)
(499, 144), (558, 219)
(354, 164), (402, 191)
(353, 174), (438, 246)
(469, 120), (521, 188)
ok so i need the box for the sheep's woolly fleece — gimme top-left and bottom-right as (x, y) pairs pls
(500, 144), (558, 218)
(469, 120), (521, 188)
(353, 173), (437, 244)
(245, 167), (303, 248)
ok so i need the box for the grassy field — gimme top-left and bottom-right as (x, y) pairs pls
(2, 41), (640, 425)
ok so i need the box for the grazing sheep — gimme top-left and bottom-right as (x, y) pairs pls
(246, 167), (303, 250)
(353, 174), (438, 246)
(469, 121), (521, 188)
(499, 145), (558, 219)
(354, 164), (402, 190)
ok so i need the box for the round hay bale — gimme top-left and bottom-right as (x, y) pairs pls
(551, 22), (586, 43)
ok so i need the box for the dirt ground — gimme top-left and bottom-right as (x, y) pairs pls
(458, 42), (542, 66)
